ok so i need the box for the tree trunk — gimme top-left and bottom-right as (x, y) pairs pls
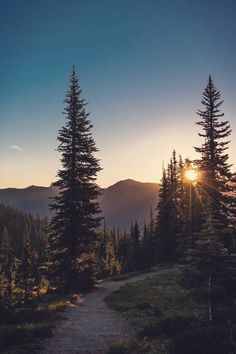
(208, 271), (213, 323)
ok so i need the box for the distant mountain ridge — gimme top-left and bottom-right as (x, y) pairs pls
(0, 185), (57, 218)
(101, 179), (160, 230)
(0, 179), (160, 230)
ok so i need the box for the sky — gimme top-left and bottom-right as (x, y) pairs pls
(0, 0), (236, 188)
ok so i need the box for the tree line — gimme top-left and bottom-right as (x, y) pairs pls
(0, 204), (48, 308)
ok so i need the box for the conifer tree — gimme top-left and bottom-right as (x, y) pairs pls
(105, 229), (118, 275)
(156, 155), (178, 262)
(177, 159), (202, 260)
(183, 76), (235, 324)
(132, 220), (142, 270)
(156, 167), (170, 262)
(195, 75), (233, 238)
(49, 67), (101, 291)
(97, 226), (119, 276)
(143, 208), (156, 267)
(185, 206), (228, 324)
(117, 233), (130, 272)
(0, 227), (14, 307)
(175, 156), (189, 258)
(17, 227), (35, 303)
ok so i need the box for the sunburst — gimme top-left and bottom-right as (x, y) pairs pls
(185, 169), (198, 181)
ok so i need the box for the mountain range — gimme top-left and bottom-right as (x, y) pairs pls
(0, 179), (160, 231)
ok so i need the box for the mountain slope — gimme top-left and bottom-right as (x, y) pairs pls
(0, 186), (57, 217)
(100, 179), (159, 230)
(0, 179), (160, 230)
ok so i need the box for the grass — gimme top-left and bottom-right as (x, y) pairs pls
(0, 293), (80, 353)
(105, 268), (205, 353)
(106, 269), (152, 282)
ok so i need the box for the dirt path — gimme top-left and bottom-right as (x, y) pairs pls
(40, 270), (160, 354)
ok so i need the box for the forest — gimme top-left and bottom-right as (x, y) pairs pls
(0, 69), (236, 354)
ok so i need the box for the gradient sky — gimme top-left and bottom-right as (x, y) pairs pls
(0, 0), (235, 188)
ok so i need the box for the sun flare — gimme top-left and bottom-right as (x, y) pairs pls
(185, 169), (198, 181)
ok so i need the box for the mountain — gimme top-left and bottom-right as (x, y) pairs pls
(0, 179), (160, 230)
(0, 185), (57, 217)
(100, 179), (159, 230)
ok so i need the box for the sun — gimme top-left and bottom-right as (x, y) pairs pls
(185, 169), (198, 181)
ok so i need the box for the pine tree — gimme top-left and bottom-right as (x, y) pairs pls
(97, 226), (119, 276)
(0, 204), (47, 259)
(132, 220), (142, 270)
(176, 156), (189, 258)
(117, 232), (131, 272)
(177, 158), (202, 260)
(17, 227), (35, 303)
(185, 206), (228, 324)
(49, 67), (101, 292)
(195, 75), (233, 240)
(156, 155), (178, 263)
(156, 167), (170, 262)
(0, 227), (14, 308)
(183, 76), (235, 325)
(143, 208), (156, 267)
(105, 229), (118, 275)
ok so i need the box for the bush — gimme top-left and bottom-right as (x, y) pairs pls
(108, 340), (140, 354)
(138, 322), (159, 338)
(138, 316), (198, 339)
(170, 327), (231, 354)
(191, 285), (226, 304)
(136, 302), (152, 310)
(158, 316), (198, 337)
(153, 307), (163, 317)
(0, 324), (52, 350)
(0, 307), (11, 325)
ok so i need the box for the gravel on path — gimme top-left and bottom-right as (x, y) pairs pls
(40, 270), (161, 354)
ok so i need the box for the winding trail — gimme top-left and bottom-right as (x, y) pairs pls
(40, 270), (158, 354)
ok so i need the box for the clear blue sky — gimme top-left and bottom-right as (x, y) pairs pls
(0, 0), (235, 188)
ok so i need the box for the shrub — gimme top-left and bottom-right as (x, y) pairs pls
(170, 327), (231, 354)
(136, 302), (152, 310)
(158, 316), (198, 337)
(138, 322), (159, 338)
(108, 340), (140, 354)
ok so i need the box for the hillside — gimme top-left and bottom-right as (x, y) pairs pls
(0, 203), (47, 259)
(100, 179), (160, 230)
(0, 179), (160, 230)
(0, 185), (57, 217)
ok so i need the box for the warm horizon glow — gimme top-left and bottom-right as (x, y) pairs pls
(0, 1), (236, 189)
(185, 169), (198, 182)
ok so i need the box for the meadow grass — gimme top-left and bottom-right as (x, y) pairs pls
(106, 268), (205, 353)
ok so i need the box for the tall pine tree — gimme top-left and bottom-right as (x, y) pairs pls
(195, 75), (233, 237)
(49, 67), (101, 291)
(183, 76), (235, 324)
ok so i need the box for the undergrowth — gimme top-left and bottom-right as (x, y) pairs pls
(0, 293), (79, 353)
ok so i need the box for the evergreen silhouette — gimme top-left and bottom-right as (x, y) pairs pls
(49, 67), (101, 291)
(131, 220), (142, 270)
(194, 75), (233, 239)
(17, 227), (35, 302)
(182, 76), (235, 324)
(142, 208), (156, 267)
(184, 206), (229, 324)
(0, 227), (14, 308)
(156, 152), (179, 262)
(0, 204), (47, 259)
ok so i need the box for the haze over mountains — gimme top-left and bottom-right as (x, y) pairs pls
(0, 179), (160, 230)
